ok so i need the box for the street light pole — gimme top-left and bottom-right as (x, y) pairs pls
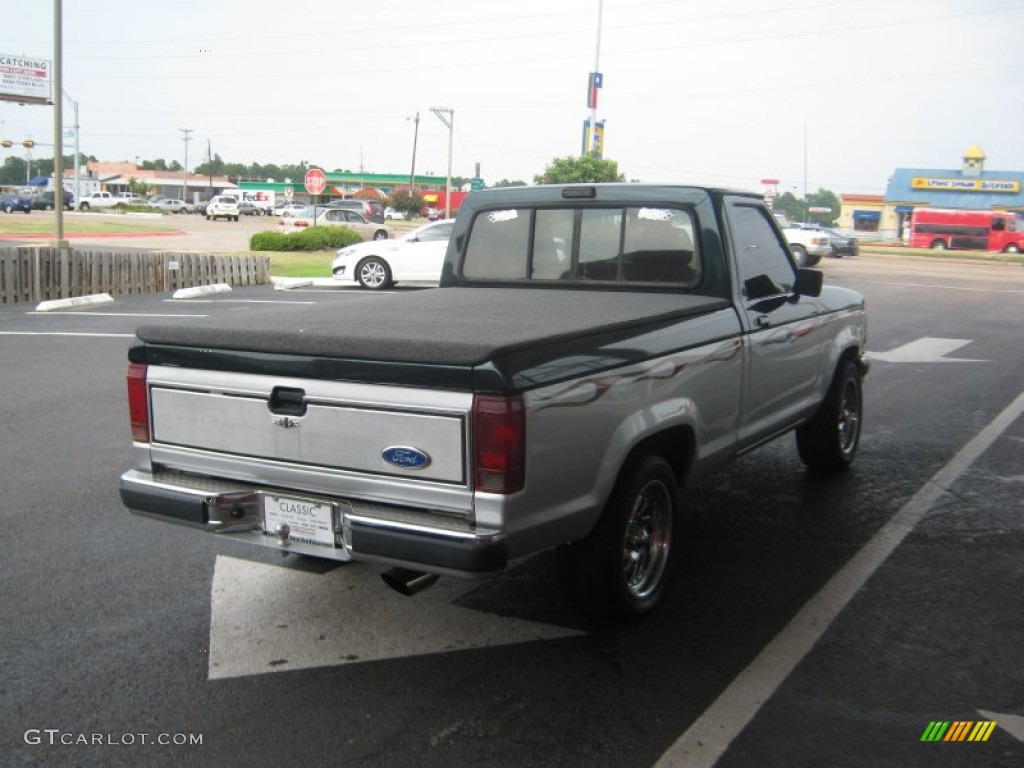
(430, 107), (453, 219)
(590, 0), (603, 152)
(63, 89), (79, 206)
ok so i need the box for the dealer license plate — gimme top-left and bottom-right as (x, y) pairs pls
(261, 494), (338, 548)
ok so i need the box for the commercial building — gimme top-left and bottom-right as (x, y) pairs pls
(838, 145), (1024, 239)
(235, 170), (453, 207)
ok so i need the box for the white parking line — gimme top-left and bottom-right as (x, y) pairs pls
(656, 390), (1024, 768)
(838, 278), (1024, 294)
(164, 299), (317, 305)
(26, 311), (209, 317)
(0, 332), (135, 338)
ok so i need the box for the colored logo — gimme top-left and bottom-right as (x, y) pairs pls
(381, 446), (432, 470)
(921, 721), (997, 742)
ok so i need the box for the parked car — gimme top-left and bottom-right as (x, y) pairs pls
(323, 198), (385, 223)
(206, 195), (240, 222)
(238, 201), (266, 216)
(818, 227), (859, 258)
(1, 192), (34, 213)
(30, 190), (75, 210)
(120, 196), (149, 206)
(278, 207), (394, 242)
(150, 198), (192, 214)
(331, 219), (454, 289)
(384, 207), (406, 220)
(274, 202), (307, 217)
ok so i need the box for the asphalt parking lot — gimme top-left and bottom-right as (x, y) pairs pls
(1, 254), (1022, 767)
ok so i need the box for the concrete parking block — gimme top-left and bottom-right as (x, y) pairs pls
(34, 293), (115, 312)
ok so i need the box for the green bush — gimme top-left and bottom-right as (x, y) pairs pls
(249, 231), (291, 251)
(249, 226), (364, 252)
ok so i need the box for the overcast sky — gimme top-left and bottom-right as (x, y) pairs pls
(2, 0), (1023, 195)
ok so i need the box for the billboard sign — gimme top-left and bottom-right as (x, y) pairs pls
(0, 54), (52, 105)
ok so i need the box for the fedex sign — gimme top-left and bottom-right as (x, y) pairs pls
(237, 190), (275, 210)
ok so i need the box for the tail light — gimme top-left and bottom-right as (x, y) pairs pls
(127, 363), (150, 443)
(295, 220), (309, 228)
(473, 395), (525, 494)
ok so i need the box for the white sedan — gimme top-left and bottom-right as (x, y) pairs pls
(273, 202), (307, 217)
(278, 207), (394, 242)
(331, 219), (454, 289)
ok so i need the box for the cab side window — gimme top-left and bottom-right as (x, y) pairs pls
(728, 201), (796, 299)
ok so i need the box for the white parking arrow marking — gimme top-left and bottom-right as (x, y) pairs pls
(208, 555), (583, 680)
(978, 710), (1024, 743)
(866, 337), (987, 363)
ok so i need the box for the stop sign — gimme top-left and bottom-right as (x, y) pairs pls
(304, 168), (327, 195)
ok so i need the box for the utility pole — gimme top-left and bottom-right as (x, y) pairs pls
(52, 0), (66, 246)
(207, 138), (212, 197)
(430, 107), (453, 219)
(179, 127), (193, 200)
(408, 112), (420, 191)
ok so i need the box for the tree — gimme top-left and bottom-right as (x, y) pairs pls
(493, 178), (527, 188)
(772, 191), (804, 222)
(806, 188), (840, 225)
(534, 155), (625, 184)
(0, 156), (28, 186)
(193, 152), (226, 178)
(126, 177), (152, 197)
(386, 186), (425, 219)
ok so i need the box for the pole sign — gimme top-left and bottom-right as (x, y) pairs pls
(304, 168), (327, 196)
(0, 54), (52, 105)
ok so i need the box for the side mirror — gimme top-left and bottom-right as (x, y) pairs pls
(794, 268), (823, 297)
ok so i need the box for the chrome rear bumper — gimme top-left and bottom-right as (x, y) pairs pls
(120, 469), (507, 575)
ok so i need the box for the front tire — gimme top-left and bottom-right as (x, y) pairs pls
(80, 202), (90, 211)
(356, 257), (392, 290)
(557, 454), (678, 621)
(372, 230), (389, 241)
(1004, 243), (1020, 253)
(796, 360), (863, 472)
(790, 244), (807, 267)
(931, 239), (947, 250)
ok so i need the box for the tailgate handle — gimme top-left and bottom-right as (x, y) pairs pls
(268, 387), (307, 417)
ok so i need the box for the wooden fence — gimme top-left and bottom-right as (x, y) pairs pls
(0, 247), (270, 304)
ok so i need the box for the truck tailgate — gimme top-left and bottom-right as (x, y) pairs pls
(145, 367), (471, 487)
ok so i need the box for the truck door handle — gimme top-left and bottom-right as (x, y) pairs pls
(268, 387), (307, 416)
(755, 314), (770, 328)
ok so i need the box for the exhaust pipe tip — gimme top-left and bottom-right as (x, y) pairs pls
(381, 567), (440, 597)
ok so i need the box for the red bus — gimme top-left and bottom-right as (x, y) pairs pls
(908, 208), (1024, 252)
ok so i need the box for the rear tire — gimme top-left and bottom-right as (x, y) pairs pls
(796, 360), (863, 472)
(931, 239), (947, 250)
(556, 454), (678, 621)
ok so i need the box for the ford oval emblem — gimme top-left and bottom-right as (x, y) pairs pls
(382, 446), (432, 470)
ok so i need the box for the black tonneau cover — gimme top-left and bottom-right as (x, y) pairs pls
(137, 287), (728, 366)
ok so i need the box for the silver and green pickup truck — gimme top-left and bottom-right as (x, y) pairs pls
(120, 184), (867, 620)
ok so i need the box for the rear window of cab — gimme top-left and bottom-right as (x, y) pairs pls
(461, 206), (700, 287)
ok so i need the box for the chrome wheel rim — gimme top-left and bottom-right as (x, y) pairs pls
(359, 261), (386, 288)
(837, 378), (861, 456)
(622, 479), (672, 600)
